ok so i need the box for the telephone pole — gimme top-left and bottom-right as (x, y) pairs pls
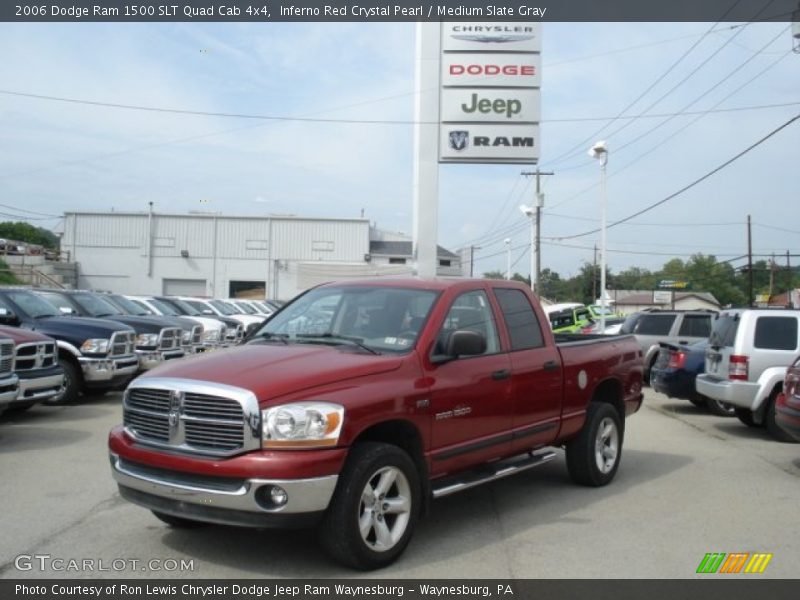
(521, 169), (554, 293)
(747, 215), (753, 307)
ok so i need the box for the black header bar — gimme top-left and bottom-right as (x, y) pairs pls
(2, 0), (798, 22)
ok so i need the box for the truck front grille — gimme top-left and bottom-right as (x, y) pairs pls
(110, 331), (134, 356)
(191, 325), (202, 345)
(0, 340), (14, 377)
(122, 380), (259, 457)
(13, 342), (57, 372)
(159, 328), (181, 351)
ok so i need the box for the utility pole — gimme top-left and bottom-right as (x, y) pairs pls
(747, 215), (753, 307)
(521, 169), (554, 293)
(592, 244), (597, 301)
(769, 253), (775, 297)
(787, 250), (792, 293)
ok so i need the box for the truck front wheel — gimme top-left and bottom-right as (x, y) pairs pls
(566, 402), (623, 487)
(47, 358), (80, 405)
(320, 442), (420, 570)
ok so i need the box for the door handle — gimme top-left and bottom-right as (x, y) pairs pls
(491, 369), (511, 380)
(543, 360), (559, 371)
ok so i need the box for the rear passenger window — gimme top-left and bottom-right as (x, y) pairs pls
(494, 288), (544, 350)
(635, 314), (676, 335)
(678, 315), (711, 337)
(754, 317), (798, 350)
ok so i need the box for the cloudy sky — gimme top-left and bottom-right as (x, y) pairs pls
(0, 20), (797, 279)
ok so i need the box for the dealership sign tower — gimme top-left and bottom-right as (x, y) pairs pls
(413, 22), (541, 276)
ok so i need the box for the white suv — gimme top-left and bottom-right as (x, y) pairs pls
(696, 308), (800, 442)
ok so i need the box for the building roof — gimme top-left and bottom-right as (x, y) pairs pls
(369, 240), (459, 260)
(611, 290), (720, 307)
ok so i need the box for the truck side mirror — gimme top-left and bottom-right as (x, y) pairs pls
(432, 329), (487, 364)
(0, 307), (18, 325)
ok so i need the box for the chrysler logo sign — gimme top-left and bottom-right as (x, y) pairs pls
(451, 25), (537, 44)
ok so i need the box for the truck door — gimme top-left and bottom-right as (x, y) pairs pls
(493, 287), (562, 452)
(426, 289), (513, 474)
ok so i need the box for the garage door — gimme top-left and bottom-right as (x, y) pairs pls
(162, 278), (207, 296)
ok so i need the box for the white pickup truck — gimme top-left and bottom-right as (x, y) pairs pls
(696, 308), (800, 442)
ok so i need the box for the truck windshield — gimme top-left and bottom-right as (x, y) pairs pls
(109, 295), (149, 316)
(256, 286), (438, 354)
(72, 293), (123, 317)
(5, 291), (60, 318)
(209, 300), (237, 315)
(148, 298), (180, 316)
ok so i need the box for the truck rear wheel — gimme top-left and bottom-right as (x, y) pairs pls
(735, 408), (757, 428)
(704, 397), (736, 417)
(566, 402), (623, 487)
(320, 442), (420, 570)
(151, 510), (208, 528)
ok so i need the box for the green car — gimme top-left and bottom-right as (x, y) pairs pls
(549, 306), (595, 333)
(588, 305), (622, 319)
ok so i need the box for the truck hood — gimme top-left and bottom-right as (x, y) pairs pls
(27, 315), (134, 339)
(0, 324), (54, 344)
(138, 343), (404, 404)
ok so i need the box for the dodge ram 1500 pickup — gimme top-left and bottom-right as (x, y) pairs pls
(109, 278), (643, 569)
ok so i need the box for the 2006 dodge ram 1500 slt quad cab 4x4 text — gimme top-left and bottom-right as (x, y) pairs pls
(109, 278), (644, 569)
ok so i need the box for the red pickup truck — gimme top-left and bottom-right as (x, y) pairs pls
(109, 279), (643, 569)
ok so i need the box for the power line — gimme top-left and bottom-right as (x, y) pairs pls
(548, 113), (800, 241)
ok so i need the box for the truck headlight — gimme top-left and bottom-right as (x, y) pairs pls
(135, 333), (159, 348)
(80, 338), (110, 354)
(202, 329), (220, 341)
(261, 402), (344, 449)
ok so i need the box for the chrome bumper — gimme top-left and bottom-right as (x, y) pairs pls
(15, 372), (64, 404)
(0, 374), (20, 405)
(110, 453), (338, 516)
(80, 355), (139, 382)
(135, 349), (185, 371)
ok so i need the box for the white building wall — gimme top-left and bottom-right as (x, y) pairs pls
(63, 212), (371, 301)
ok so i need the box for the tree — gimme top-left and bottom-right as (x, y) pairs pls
(0, 221), (58, 249)
(483, 270), (505, 280)
(0, 259), (20, 284)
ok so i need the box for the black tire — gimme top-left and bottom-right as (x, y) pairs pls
(704, 397), (736, 417)
(688, 395), (706, 408)
(46, 358), (81, 405)
(735, 408), (757, 428)
(151, 510), (208, 528)
(644, 356), (657, 386)
(3, 401), (36, 414)
(566, 402), (624, 487)
(764, 391), (799, 443)
(320, 442), (420, 570)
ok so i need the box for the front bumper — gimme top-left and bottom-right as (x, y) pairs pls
(695, 375), (758, 409)
(80, 354), (139, 384)
(14, 366), (64, 405)
(0, 374), (20, 407)
(136, 348), (185, 371)
(108, 427), (346, 529)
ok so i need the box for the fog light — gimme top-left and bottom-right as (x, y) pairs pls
(270, 486), (288, 506)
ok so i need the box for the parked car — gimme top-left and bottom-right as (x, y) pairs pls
(0, 336), (19, 415)
(697, 308), (800, 442)
(650, 339), (733, 416)
(623, 309), (715, 382)
(548, 306), (594, 333)
(228, 299), (274, 318)
(125, 295), (226, 350)
(176, 296), (264, 336)
(153, 296), (243, 346)
(0, 289), (137, 403)
(0, 325), (64, 412)
(101, 293), (204, 355)
(775, 356), (800, 442)
(109, 278), (644, 570)
(33, 289), (185, 371)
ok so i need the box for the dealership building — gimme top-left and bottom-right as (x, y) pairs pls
(60, 211), (462, 300)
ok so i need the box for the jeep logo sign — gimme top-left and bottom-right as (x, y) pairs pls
(440, 124), (539, 162)
(441, 89), (540, 123)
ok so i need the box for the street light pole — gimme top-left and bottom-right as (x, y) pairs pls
(504, 238), (511, 280)
(589, 141), (609, 333)
(521, 169), (553, 293)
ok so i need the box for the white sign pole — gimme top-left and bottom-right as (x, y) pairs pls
(412, 22), (441, 278)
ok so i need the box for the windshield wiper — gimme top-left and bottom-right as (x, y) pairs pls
(295, 333), (381, 355)
(255, 332), (290, 345)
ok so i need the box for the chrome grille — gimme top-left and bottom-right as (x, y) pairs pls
(0, 340), (13, 377)
(110, 331), (134, 356)
(159, 327), (181, 351)
(191, 325), (202, 345)
(122, 378), (260, 457)
(13, 342), (57, 372)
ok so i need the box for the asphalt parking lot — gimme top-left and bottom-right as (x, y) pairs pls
(1, 388), (798, 579)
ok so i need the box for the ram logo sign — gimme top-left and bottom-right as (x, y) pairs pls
(696, 552), (773, 574)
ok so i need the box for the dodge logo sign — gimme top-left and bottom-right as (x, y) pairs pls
(449, 131), (469, 151)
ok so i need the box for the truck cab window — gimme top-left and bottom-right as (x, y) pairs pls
(436, 290), (500, 356)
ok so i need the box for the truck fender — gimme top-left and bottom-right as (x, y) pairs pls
(644, 345), (660, 371)
(751, 367), (787, 412)
(56, 340), (83, 359)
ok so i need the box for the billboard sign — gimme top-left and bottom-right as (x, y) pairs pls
(441, 23), (542, 53)
(441, 88), (541, 123)
(440, 124), (539, 162)
(441, 53), (541, 88)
